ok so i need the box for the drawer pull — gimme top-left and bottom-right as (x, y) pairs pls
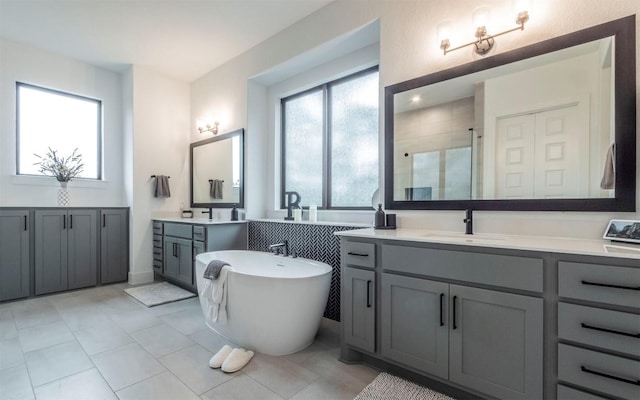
(581, 323), (640, 338)
(366, 280), (372, 308)
(581, 366), (640, 386)
(581, 280), (639, 291)
(348, 252), (369, 257)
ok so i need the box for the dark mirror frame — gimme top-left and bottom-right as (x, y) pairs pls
(385, 15), (636, 211)
(190, 128), (244, 209)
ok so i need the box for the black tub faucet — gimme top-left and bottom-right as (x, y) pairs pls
(463, 209), (473, 235)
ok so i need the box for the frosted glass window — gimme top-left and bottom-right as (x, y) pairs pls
(330, 72), (379, 207)
(281, 67), (379, 209)
(283, 89), (324, 207)
(17, 83), (102, 179)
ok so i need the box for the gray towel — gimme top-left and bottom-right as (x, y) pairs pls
(154, 175), (171, 198)
(210, 179), (223, 199)
(204, 259), (230, 280)
(600, 143), (616, 190)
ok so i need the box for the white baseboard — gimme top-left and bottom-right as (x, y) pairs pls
(128, 270), (154, 285)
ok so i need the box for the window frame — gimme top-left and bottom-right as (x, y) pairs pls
(15, 82), (103, 180)
(280, 65), (379, 210)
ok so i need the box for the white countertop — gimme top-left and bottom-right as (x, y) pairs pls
(335, 228), (640, 260)
(153, 217), (247, 225)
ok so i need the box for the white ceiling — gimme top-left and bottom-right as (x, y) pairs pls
(0, 0), (334, 82)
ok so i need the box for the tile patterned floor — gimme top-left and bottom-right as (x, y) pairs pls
(0, 283), (379, 400)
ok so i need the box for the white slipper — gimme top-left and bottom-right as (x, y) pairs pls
(209, 345), (233, 368)
(221, 348), (255, 373)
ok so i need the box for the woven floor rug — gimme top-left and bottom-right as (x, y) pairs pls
(354, 372), (455, 400)
(124, 282), (196, 307)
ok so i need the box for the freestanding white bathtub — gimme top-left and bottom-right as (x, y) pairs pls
(195, 250), (332, 356)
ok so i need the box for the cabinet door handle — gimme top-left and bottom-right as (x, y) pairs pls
(70, 215), (73, 229)
(581, 366), (640, 386)
(440, 293), (445, 327)
(581, 280), (639, 291)
(63, 215), (66, 230)
(452, 296), (458, 330)
(24, 215), (28, 231)
(366, 280), (372, 308)
(176, 244), (179, 258)
(348, 252), (369, 257)
(581, 323), (640, 338)
(103, 214), (106, 227)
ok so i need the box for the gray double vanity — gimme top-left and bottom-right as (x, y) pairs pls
(338, 230), (640, 400)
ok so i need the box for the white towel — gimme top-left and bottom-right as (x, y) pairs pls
(199, 266), (230, 323)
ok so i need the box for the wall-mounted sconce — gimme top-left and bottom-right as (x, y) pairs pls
(438, 0), (532, 56)
(197, 120), (219, 135)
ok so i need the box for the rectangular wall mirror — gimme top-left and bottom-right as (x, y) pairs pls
(190, 128), (244, 209)
(385, 16), (636, 211)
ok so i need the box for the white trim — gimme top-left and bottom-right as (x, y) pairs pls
(128, 270), (155, 286)
(11, 174), (109, 189)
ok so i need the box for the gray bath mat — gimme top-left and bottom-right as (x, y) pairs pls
(354, 372), (454, 400)
(124, 282), (196, 307)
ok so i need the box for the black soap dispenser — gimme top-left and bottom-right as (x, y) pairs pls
(374, 203), (385, 228)
(231, 204), (239, 221)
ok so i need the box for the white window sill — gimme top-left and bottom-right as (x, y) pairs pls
(11, 175), (109, 189)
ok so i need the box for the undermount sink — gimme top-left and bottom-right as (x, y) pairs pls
(422, 232), (507, 243)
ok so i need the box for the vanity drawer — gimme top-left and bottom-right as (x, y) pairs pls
(341, 241), (375, 269)
(557, 384), (609, 400)
(558, 261), (640, 309)
(381, 244), (543, 292)
(558, 302), (640, 356)
(152, 246), (163, 260)
(153, 259), (163, 271)
(193, 226), (205, 241)
(164, 223), (193, 239)
(153, 234), (162, 246)
(152, 222), (163, 235)
(558, 344), (640, 400)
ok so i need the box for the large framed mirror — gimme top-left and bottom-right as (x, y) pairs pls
(385, 16), (636, 211)
(190, 128), (244, 208)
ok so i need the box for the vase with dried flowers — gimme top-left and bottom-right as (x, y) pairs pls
(34, 147), (84, 206)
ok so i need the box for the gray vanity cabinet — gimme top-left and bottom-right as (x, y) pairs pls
(448, 284), (543, 400)
(343, 266), (376, 353)
(381, 273), (449, 379)
(35, 209), (98, 295)
(163, 237), (193, 286)
(0, 210), (30, 301)
(100, 209), (128, 284)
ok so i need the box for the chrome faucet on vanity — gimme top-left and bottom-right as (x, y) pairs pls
(269, 240), (296, 257)
(463, 209), (473, 235)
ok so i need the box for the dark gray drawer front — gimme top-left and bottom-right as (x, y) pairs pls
(153, 259), (162, 270)
(152, 246), (163, 260)
(559, 302), (640, 356)
(193, 225), (205, 241)
(558, 344), (640, 400)
(153, 234), (162, 247)
(152, 222), (163, 235)
(558, 262), (640, 309)
(342, 241), (375, 269)
(164, 223), (193, 239)
(382, 244), (543, 292)
(557, 384), (609, 400)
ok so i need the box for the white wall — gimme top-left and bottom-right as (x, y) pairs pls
(191, 0), (640, 239)
(126, 65), (190, 284)
(0, 38), (125, 206)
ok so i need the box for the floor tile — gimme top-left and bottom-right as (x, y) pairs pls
(188, 328), (236, 353)
(0, 364), (34, 400)
(148, 297), (200, 317)
(289, 377), (365, 400)
(106, 308), (163, 333)
(130, 322), (194, 358)
(18, 320), (74, 353)
(58, 305), (114, 332)
(11, 299), (61, 330)
(160, 309), (208, 336)
(91, 342), (166, 391)
(74, 324), (133, 355)
(24, 340), (93, 387)
(115, 371), (200, 400)
(299, 348), (379, 388)
(201, 373), (283, 400)
(0, 314), (18, 340)
(33, 368), (117, 400)
(0, 337), (25, 370)
(159, 344), (234, 395)
(242, 352), (319, 399)
(99, 295), (144, 313)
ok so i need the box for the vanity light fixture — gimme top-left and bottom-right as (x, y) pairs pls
(438, 1), (531, 56)
(198, 120), (219, 135)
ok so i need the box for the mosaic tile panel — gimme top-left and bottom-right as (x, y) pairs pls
(248, 221), (362, 322)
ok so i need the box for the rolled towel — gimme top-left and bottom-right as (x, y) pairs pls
(210, 179), (223, 199)
(204, 259), (230, 280)
(198, 265), (230, 323)
(154, 175), (171, 198)
(600, 143), (616, 190)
